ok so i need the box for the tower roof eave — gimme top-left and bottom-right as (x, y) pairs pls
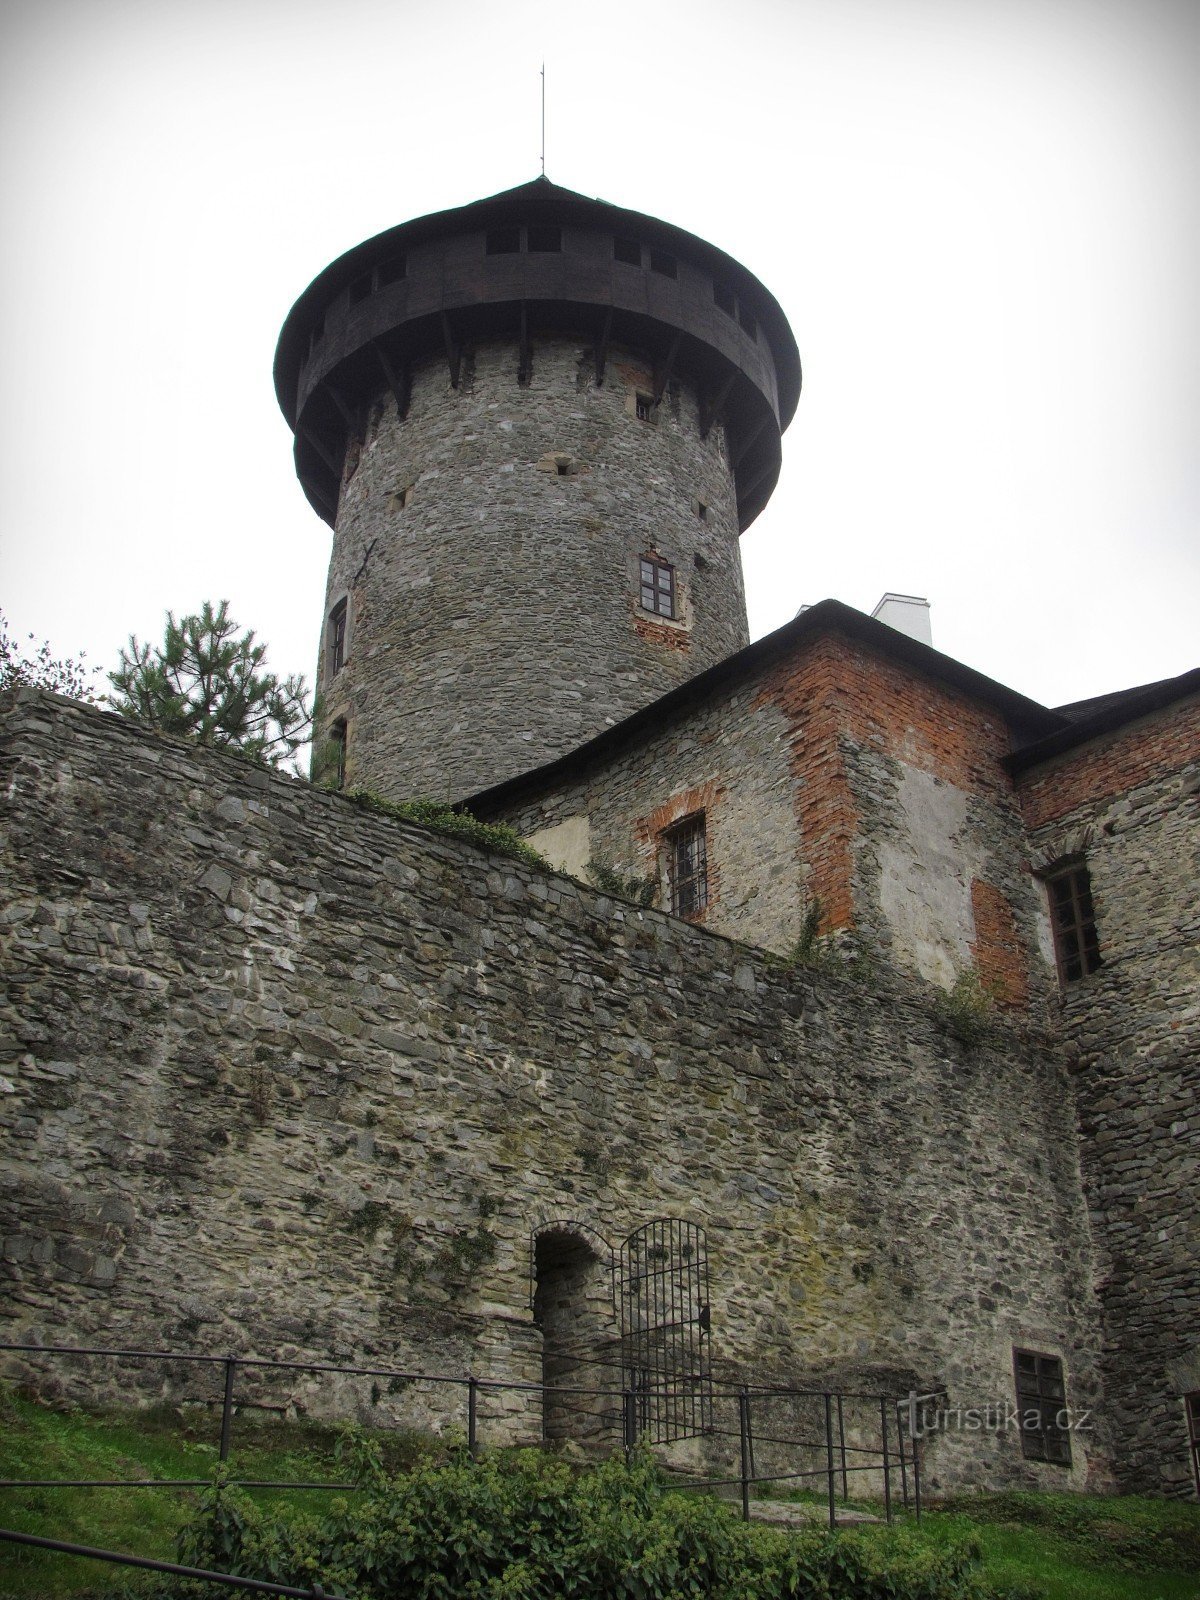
(273, 176), (801, 432)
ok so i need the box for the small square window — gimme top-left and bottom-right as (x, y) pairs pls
(665, 814), (707, 918)
(649, 249), (677, 279)
(486, 226), (521, 255)
(1013, 1349), (1072, 1466)
(639, 555), (675, 619)
(614, 236), (641, 266)
(327, 598), (348, 678)
(1044, 860), (1101, 984)
(635, 392), (654, 422)
(713, 282), (735, 317)
(376, 254), (407, 286)
(527, 224), (561, 253)
(349, 272), (373, 304)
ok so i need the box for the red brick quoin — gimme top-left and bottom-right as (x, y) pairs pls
(754, 631), (1018, 934)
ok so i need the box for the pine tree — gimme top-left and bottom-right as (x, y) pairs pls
(109, 600), (310, 770)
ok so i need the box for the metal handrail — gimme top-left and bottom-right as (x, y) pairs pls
(0, 1528), (346, 1598)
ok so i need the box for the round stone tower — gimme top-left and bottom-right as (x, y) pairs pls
(274, 178), (800, 802)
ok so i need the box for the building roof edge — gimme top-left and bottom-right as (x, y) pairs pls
(464, 600), (1065, 816)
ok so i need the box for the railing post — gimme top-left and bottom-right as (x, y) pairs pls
(738, 1388), (751, 1523)
(880, 1396), (893, 1524)
(824, 1393), (837, 1529)
(912, 1426), (922, 1521)
(468, 1376), (478, 1456)
(896, 1400), (910, 1510)
(837, 1392), (848, 1501)
(219, 1358), (237, 1462)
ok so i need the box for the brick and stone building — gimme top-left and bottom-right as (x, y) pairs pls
(1, 177), (1196, 1499)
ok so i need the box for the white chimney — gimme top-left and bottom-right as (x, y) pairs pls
(871, 593), (932, 647)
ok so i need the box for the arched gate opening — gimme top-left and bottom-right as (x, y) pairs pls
(532, 1223), (619, 1445)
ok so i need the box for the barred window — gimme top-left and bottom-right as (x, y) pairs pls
(1045, 860), (1101, 984)
(1013, 1349), (1072, 1465)
(640, 557), (675, 618)
(327, 598), (348, 678)
(666, 814), (707, 918)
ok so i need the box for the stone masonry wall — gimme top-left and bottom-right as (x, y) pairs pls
(481, 628), (1052, 1005)
(1018, 694), (1200, 1495)
(316, 338), (748, 803)
(0, 690), (1109, 1489)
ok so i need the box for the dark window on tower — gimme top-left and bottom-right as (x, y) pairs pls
(614, 236), (641, 266)
(1044, 860), (1101, 984)
(527, 224), (561, 253)
(376, 254), (407, 286)
(327, 598), (348, 678)
(635, 392), (654, 422)
(485, 226), (521, 255)
(665, 814), (708, 918)
(738, 303), (758, 339)
(349, 272), (373, 305)
(713, 281), (736, 317)
(1186, 1392), (1200, 1496)
(329, 718), (348, 791)
(649, 249), (677, 279)
(1013, 1349), (1072, 1465)
(640, 556), (675, 618)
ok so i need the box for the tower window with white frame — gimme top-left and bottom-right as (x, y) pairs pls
(640, 557), (675, 619)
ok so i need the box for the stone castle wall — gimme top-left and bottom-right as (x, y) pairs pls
(316, 338), (748, 802)
(0, 689), (1111, 1490)
(479, 628), (1055, 1006)
(1018, 693), (1200, 1495)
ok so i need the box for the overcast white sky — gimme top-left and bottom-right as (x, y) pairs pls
(1, 0), (1196, 714)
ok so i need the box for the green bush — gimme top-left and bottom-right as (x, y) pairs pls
(138, 1447), (996, 1600)
(933, 968), (996, 1047)
(585, 858), (658, 907)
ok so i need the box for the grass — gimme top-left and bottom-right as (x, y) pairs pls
(761, 1484), (1200, 1600)
(0, 1387), (435, 1598)
(922, 1490), (1200, 1600)
(1, 1390), (1198, 1600)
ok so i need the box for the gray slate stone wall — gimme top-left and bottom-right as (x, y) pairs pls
(479, 675), (807, 955)
(1021, 714), (1200, 1495)
(316, 339), (748, 803)
(477, 632), (1053, 1011)
(0, 690), (1108, 1490)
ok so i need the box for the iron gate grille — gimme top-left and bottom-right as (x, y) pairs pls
(618, 1219), (712, 1443)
